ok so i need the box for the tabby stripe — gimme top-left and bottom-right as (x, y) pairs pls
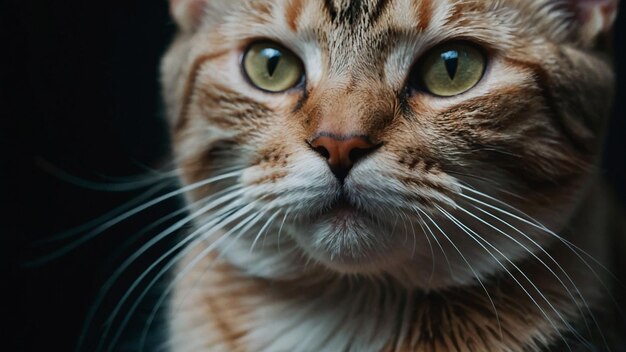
(176, 51), (229, 132)
(202, 253), (251, 351)
(503, 57), (591, 153)
(369, 0), (392, 25)
(416, 0), (432, 31)
(285, 0), (304, 32)
(323, 0), (338, 21)
(204, 294), (244, 351)
(340, 2), (366, 25)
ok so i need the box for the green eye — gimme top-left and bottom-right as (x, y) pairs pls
(419, 43), (486, 97)
(243, 42), (304, 93)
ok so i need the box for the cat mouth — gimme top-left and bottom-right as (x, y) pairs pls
(296, 191), (403, 272)
(326, 198), (361, 223)
(323, 192), (377, 224)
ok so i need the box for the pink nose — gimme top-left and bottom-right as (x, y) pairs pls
(309, 135), (377, 181)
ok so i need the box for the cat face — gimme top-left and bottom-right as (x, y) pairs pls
(162, 0), (616, 288)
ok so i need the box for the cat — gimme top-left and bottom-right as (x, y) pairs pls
(159, 0), (625, 351)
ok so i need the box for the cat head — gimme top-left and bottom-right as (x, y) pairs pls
(162, 0), (618, 288)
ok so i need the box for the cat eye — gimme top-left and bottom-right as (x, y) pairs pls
(243, 42), (304, 93)
(416, 42), (486, 97)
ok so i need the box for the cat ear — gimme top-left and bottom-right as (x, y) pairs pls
(567, 0), (619, 44)
(169, 0), (209, 32)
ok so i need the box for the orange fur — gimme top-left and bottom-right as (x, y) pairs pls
(162, 0), (622, 350)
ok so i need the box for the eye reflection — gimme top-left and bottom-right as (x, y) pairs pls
(243, 42), (304, 93)
(416, 42), (486, 97)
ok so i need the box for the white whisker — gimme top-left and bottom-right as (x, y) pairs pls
(31, 170), (242, 266)
(459, 187), (626, 321)
(250, 210), (282, 253)
(415, 210), (454, 282)
(436, 205), (586, 350)
(135, 206), (268, 352)
(459, 185), (623, 286)
(77, 185), (243, 351)
(37, 181), (172, 245)
(458, 201), (606, 348)
(276, 209), (291, 253)
(99, 199), (252, 352)
(418, 209), (504, 342)
(36, 157), (178, 192)
(410, 213), (436, 284)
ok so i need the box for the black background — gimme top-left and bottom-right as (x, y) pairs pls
(3, 1), (625, 351)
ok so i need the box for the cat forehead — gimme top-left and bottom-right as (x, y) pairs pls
(176, 0), (616, 50)
(214, 0), (527, 79)
(243, 0), (474, 34)
(218, 0), (563, 53)
(297, 0), (423, 27)
(232, 0), (553, 31)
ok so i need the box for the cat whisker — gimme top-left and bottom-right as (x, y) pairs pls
(276, 208), (291, 253)
(249, 209), (282, 253)
(458, 186), (626, 321)
(38, 165), (238, 246)
(414, 210), (454, 283)
(76, 199), (197, 351)
(392, 213), (402, 244)
(445, 170), (509, 192)
(98, 199), (253, 352)
(29, 170), (243, 267)
(458, 185), (625, 287)
(435, 205), (588, 350)
(36, 157), (178, 192)
(76, 185), (244, 352)
(458, 200), (606, 348)
(411, 213), (436, 285)
(261, 213), (278, 250)
(401, 214), (413, 257)
(399, 211), (436, 285)
(135, 205), (269, 352)
(34, 181), (172, 246)
(217, 208), (270, 262)
(452, 175), (529, 203)
(417, 209), (504, 342)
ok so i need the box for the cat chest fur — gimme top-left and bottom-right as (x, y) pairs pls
(167, 238), (606, 352)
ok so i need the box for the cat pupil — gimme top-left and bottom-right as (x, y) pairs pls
(262, 48), (282, 78)
(441, 50), (459, 80)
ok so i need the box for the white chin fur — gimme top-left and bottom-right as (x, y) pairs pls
(293, 211), (407, 274)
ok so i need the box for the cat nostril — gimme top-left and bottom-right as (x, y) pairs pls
(309, 135), (378, 182)
(314, 146), (331, 159)
(348, 147), (371, 164)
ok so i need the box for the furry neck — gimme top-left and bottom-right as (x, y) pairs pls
(169, 245), (606, 352)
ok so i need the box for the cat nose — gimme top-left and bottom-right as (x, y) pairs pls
(309, 135), (378, 182)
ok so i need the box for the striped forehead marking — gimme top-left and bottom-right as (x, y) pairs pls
(322, 0), (394, 25)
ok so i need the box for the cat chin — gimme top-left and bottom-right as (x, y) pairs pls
(292, 209), (410, 274)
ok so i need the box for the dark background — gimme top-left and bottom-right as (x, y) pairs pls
(3, 1), (625, 351)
